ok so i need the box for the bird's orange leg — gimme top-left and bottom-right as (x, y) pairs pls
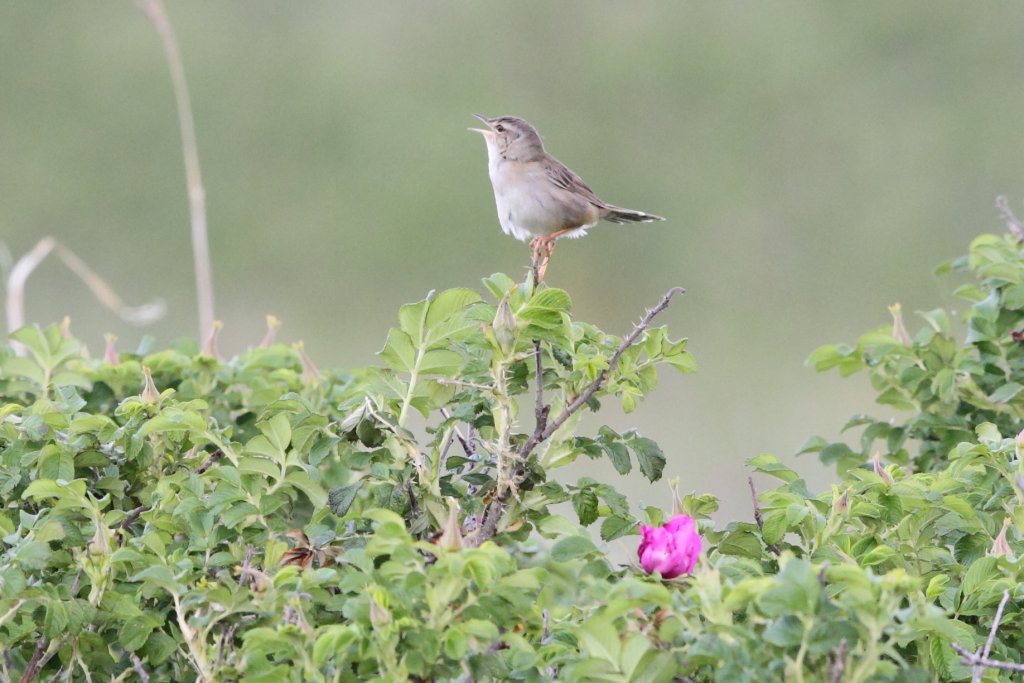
(536, 237), (558, 282)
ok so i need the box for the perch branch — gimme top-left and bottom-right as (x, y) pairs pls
(137, 0), (215, 338)
(471, 286), (685, 546)
(518, 286), (685, 460)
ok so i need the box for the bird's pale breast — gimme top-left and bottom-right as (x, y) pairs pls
(488, 159), (597, 241)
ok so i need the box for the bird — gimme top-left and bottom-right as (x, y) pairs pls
(470, 114), (664, 281)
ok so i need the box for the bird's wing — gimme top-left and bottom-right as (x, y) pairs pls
(543, 155), (610, 209)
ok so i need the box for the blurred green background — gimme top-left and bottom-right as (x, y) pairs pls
(3, 3), (1023, 524)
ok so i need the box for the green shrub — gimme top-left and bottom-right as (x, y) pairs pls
(3, 232), (1024, 681)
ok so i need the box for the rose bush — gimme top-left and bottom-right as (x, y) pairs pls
(3, 225), (1024, 681)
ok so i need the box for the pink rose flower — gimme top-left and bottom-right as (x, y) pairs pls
(637, 514), (701, 579)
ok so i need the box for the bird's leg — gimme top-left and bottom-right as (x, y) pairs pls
(529, 237), (545, 283)
(536, 237), (557, 282)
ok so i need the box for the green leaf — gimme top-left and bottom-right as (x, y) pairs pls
(572, 488), (599, 526)
(327, 482), (363, 517)
(629, 436), (665, 482)
(758, 558), (819, 617)
(551, 535), (598, 562)
(312, 625), (358, 667)
(600, 515), (636, 541)
(576, 616), (620, 664)
(961, 556), (999, 596)
(285, 470), (327, 508)
(717, 529), (762, 560)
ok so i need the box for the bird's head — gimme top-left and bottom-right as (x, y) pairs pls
(470, 114), (545, 162)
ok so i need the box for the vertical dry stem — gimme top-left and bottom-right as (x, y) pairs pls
(138, 0), (215, 338)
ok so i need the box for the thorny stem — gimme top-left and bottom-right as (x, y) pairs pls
(470, 286), (685, 546)
(19, 636), (48, 683)
(952, 642), (1024, 674)
(959, 589), (1015, 682)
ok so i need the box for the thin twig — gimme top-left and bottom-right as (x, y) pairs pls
(406, 480), (420, 520)
(19, 636), (49, 683)
(953, 642), (1024, 673)
(472, 286), (685, 546)
(438, 408), (474, 460)
(137, 0), (215, 338)
(518, 286), (684, 461)
(997, 196), (1024, 242)
(828, 639), (848, 683)
(5, 237), (55, 338)
(748, 476), (781, 556)
(533, 340), (549, 433)
(129, 653), (150, 683)
(969, 589), (1012, 682)
(195, 449), (222, 474)
(116, 505), (147, 546)
(215, 623), (238, 669)
(4, 237), (165, 347)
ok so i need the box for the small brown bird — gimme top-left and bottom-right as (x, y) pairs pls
(470, 114), (664, 280)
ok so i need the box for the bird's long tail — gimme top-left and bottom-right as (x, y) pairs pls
(602, 206), (665, 224)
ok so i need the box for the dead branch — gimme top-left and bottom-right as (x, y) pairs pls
(4, 237), (165, 349)
(137, 0), (215, 338)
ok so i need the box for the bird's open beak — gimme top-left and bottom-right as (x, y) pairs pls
(468, 113), (494, 137)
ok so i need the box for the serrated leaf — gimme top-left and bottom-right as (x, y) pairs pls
(572, 488), (599, 526)
(328, 482), (363, 517)
(599, 515), (635, 541)
(551, 535), (598, 562)
(717, 529), (762, 560)
(629, 437), (665, 482)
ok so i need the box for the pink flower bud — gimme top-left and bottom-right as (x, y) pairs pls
(872, 452), (894, 486)
(637, 514), (701, 579)
(991, 517), (1013, 558)
(201, 320), (223, 358)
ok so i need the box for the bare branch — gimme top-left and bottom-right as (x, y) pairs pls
(19, 636), (49, 683)
(4, 238), (165, 352)
(953, 642), (1024, 673)
(116, 505), (148, 546)
(472, 286), (685, 546)
(130, 653), (150, 683)
(518, 286), (685, 461)
(137, 0), (215, 338)
(749, 476), (781, 556)
(5, 236), (55, 336)
(195, 449), (223, 475)
(828, 639), (848, 683)
(533, 340), (549, 433)
(970, 589), (1012, 682)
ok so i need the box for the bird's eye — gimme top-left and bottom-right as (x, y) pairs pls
(495, 124), (505, 133)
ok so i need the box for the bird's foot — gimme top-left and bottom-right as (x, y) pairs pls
(535, 237), (556, 282)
